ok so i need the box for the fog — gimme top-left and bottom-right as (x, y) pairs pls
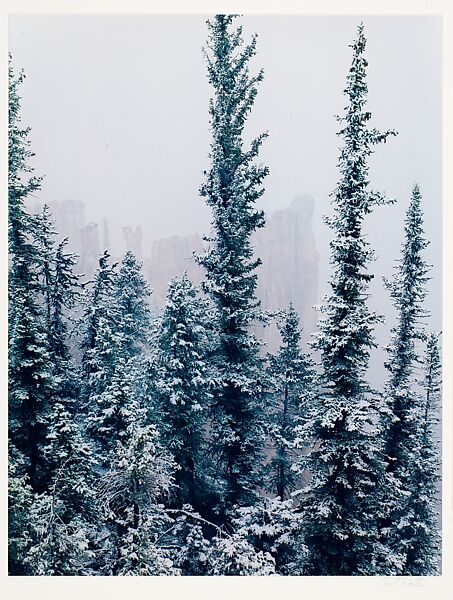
(9, 15), (442, 375)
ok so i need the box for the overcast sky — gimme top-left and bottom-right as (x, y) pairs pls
(9, 15), (442, 352)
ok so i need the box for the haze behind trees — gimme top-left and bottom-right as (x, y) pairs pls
(8, 14), (442, 384)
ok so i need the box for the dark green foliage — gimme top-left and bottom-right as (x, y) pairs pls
(8, 58), (54, 493)
(197, 14), (269, 510)
(81, 252), (121, 457)
(8, 446), (34, 575)
(265, 304), (315, 501)
(97, 423), (178, 575)
(379, 184), (437, 574)
(115, 250), (151, 359)
(153, 274), (214, 511)
(384, 184), (430, 468)
(232, 498), (304, 575)
(82, 250), (151, 463)
(403, 333), (441, 575)
(170, 513), (213, 575)
(297, 24), (397, 575)
(25, 402), (100, 575)
(49, 237), (82, 364)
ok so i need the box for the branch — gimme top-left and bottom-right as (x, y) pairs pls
(165, 508), (230, 537)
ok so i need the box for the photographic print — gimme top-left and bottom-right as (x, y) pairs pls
(7, 10), (442, 578)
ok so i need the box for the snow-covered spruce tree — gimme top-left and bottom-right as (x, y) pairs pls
(403, 333), (441, 575)
(156, 505), (277, 575)
(27, 204), (102, 573)
(98, 423), (179, 575)
(8, 57), (54, 493)
(232, 497), (305, 575)
(48, 237), (82, 366)
(94, 356), (148, 466)
(168, 511), (214, 575)
(383, 184), (429, 463)
(380, 184), (431, 571)
(25, 401), (100, 575)
(21, 211), (97, 574)
(265, 304), (315, 501)
(24, 494), (94, 576)
(81, 251), (122, 460)
(153, 274), (214, 510)
(35, 206), (83, 405)
(207, 532), (275, 575)
(115, 250), (151, 359)
(81, 250), (119, 375)
(8, 445), (34, 575)
(34, 204), (56, 329)
(83, 251), (151, 464)
(197, 14), (269, 510)
(295, 24), (396, 575)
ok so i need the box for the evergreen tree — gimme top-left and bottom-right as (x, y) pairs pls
(207, 533), (275, 575)
(24, 493), (94, 576)
(295, 24), (396, 575)
(35, 206), (83, 404)
(170, 512), (213, 575)
(232, 497), (305, 575)
(44, 401), (98, 523)
(153, 274), (214, 510)
(403, 333), (441, 575)
(113, 511), (180, 576)
(81, 251), (121, 457)
(34, 204), (56, 329)
(83, 251), (151, 464)
(98, 423), (178, 575)
(384, 184), (429, 464)
(197, 14), (269, 510)
(380, 184), (431, 571)
(81, 251), (119, 375)
(8, 57), (54, 492)
(265, 304), (315, 501)
(8, 64), (84, 572)
(25, 402), (100, 575)
(115, 250), (151, 359)
(49, 237), (82, 366)
(91, 357), (144, 464)
(8, 445), (34, 575)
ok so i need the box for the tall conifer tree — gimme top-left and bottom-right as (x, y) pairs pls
(384, 184), (429, 463)
(115, 250), (151, 359)
(8, 58), (54, 492)
(26, 402), (100, 575)
(98, 423), (178, 575)
(153, 274), (213, 510)
(83, 251), (151, 464)
(35, 206), (82, 403)
(403, 333), (441, 575)
(197, 14), (269, 510)
(380, 183), (431, 571)
(81, 251), (121, 459)
(296, 24), (396, 575)
(50, 237), (82, 367)
(265, 304), (314, 501)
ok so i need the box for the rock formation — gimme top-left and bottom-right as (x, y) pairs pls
(145, 234), (204, 312)
(143, 194), (319, 350)
(28, 199), (100, 279)
(77, 222), (100, 278)
(122, 226), (143, 259)
(254, 194), (319, 350)
(29, 195), (319, 350)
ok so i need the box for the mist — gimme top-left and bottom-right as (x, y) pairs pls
(9, 14), (442, 382)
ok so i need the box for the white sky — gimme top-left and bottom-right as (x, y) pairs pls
(8, 15), (442, 363)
